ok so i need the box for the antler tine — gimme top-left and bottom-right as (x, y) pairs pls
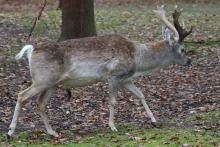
(154, 5), (179, 41)
(172, 6), (192, 42)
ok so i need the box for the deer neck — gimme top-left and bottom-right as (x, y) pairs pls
(135, 41), (173, 73)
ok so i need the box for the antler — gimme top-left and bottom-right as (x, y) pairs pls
(154, 5), (179, 41)
(172, 6), (192, 42)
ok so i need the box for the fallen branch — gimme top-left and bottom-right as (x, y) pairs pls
(26, 0), (47, 41)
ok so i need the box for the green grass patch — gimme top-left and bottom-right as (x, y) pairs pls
(182, 110), (220, 124)
(186, 40), (220, 55)
(18, 10), (61, 40)
(1, 111), (219, 146)
(1, 126), (219, 147)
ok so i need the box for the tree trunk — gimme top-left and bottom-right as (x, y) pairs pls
(59, 0), (96, 41)
(59, 0), (97, 99)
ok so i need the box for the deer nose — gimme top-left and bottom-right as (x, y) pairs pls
(186, 58), (191, 66)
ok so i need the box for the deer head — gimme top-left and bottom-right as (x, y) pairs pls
(154, 5), (192, 66)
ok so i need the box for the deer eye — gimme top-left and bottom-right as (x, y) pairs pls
(181, 48), (185, 53)
(178, 47), (185, 54)
(182, 48), (187, 53)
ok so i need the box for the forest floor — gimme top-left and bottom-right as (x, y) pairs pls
(0, 1), (220, 146)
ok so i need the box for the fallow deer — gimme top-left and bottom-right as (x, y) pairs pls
(8, 6), (192, 137)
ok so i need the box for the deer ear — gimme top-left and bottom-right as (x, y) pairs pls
(162, 26), (176, 46)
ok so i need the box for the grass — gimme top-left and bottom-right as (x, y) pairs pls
(1, 128), (219, 146)
(186, 40), (220, 55)
(1, 111), (219, 146)
(1, 128), (219, 147)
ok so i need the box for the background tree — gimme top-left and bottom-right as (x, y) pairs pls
(58, 0), (97, 98)
(59, 0), (97, 41)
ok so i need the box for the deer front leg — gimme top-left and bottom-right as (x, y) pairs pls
(108, 77), (120, 132)
(37, 88), (58, 137)
(124, 82), (157, 124)
(109, 93), (118, 131)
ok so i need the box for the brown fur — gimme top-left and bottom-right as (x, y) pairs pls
(149, 41), (168, 52)
(35, 35), (136, 60)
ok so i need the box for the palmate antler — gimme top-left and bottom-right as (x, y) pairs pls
(172, 6), (193, 42)
(154, 5), (180, 41)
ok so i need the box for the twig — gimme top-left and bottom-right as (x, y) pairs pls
(26, 0), (47, 42)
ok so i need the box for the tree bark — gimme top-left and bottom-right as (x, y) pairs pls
(59, 0), (97, 99)
(59, 0), (96, 41)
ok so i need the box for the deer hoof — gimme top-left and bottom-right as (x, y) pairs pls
(151, 121), (162, 128)
(109, 124), (118, 132)
(48, 131), (59, 137)
(110, 126), (118, 132)
(53, 132), (59, 138)
(7, 128), (14, 137)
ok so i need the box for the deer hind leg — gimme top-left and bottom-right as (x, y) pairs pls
(8, 84), (47, 136)
(124, 82), (157, 123)
(108, 77), (120, 132)
(37, 88), (58, 137)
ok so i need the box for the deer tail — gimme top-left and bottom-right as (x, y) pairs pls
(15, 45), (34, 64)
